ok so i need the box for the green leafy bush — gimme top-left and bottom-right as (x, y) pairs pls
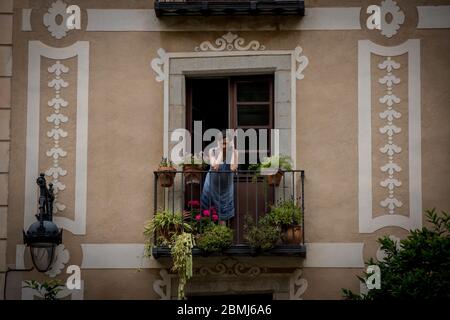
(196, 224), (233, 253)
(268, 200), (302, 227)
(342, 209), (450, 300)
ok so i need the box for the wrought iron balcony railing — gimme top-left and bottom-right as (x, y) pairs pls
(151, 169), (306, 257)
(154, 0), (305, 17)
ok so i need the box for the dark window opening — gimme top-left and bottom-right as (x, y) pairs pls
(186, 75), (275, 243)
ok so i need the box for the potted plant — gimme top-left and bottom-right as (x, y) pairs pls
(196, 224), (233, 255)
(188, 203), (219, 234)
(243, 215), (282, 254)
(143, 210), (192, 251)
(179, 153), (205, 185)
(268, 199), (303, 244)
(23, 279), (65, 300)
(249, 154), (293, 186)
(156, 157), (176, 188)
(143, 210), (194, 300)
(171, 232), (195, 300)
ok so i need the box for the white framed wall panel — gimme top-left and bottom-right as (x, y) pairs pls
(24, 41), (89, 235)
(358, 39), (422, 233)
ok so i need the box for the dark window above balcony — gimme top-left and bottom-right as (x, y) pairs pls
(154, 0), (305, 17)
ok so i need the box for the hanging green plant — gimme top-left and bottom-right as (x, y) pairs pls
(143, 210), (192, 256)
(171, 232), (195, 300)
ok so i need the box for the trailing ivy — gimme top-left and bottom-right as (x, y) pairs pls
(171, 232), (195, 300)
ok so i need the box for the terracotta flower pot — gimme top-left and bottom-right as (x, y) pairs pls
(267, 170), (284, 186)
(157, 167), (176, 188)
(183, 164), (203, 185)
(284, 225), (302, 244)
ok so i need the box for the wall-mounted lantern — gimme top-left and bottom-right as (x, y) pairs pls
(23, 173), (63, 272)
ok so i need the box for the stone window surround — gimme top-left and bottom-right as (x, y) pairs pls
(166, 52), (297, 164)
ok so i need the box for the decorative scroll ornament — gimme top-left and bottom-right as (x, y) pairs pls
(378, 57), (402, 214)
(294, 46), (309, 80)
(289, 269), (308, 300)
(151, 48), (167, 82)
(45, 60), (69, 213)
(45, 245), (70, 277)
(380, 0), (405, 38)
(198, 258), (263, 277)
(43, 0), (70, 39)
(366, 0), (405, 38)
(195, 32), (266, 52)
(153, 269), (172, 300)
(376, 235), (401, 261)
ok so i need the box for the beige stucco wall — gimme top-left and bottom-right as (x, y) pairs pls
(4, 0), (450, 299)
(0, 0), (14, 300)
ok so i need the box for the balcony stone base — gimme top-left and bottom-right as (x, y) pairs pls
(153, 256), (307, 300)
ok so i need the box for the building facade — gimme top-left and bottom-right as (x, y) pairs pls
(1, 0), (449, 299)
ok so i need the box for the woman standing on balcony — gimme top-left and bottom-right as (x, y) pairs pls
(201, 130), (238, 224)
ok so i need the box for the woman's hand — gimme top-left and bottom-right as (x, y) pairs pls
(231, 149), (238, 172)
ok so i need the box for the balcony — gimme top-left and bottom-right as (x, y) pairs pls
(154, 0), (305, 17)
(150, 169), (306, 258)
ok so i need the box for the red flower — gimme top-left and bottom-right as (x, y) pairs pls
(202, 210), (210, 217)
(212, 214), (219, 222)
(195, 214), (201, 221)
(210, 207), (217, 214)
(188, 200), (200, 207)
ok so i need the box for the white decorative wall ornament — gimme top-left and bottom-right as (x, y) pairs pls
(378, 57), (402, 214)
(294, 46), (309, 80)
(417, 6), (450, 29)
(366, 0), (405, 38)
(379, 0), (405, 38)
(26, 7), (366, 32)
(376, 235), (401, 261)
(25, 41), (89, 235)
(153, 269), (172, 300)
(303, 243), (365, 267)
(43, 0), (70, 39)
(45, 244), (70, 277)
(23, 6), (450, 32)
(45, 61), (69, 213)
(358, 39), (422, 233)
(198, 258), (262, 277)
(195, 32), (266, 52)
(289, 269), (308, 300)
(22, 9), (33, 31)
(150, 48), (167, 82)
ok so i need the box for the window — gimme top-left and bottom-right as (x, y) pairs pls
(186, 75), (274, 243)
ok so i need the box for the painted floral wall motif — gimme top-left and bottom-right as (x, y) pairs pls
(45, 60), (69, 214)
(378, 56), (403, 215)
